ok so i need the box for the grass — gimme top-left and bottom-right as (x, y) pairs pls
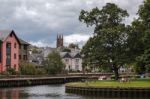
(66, 78), (150, 88)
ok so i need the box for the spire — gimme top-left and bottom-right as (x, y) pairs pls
(56, 34), (64, 48)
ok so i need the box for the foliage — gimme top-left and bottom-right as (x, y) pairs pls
(43, 51), (65, 74)
(36, 68), (47, 75)
(32, 48), (42, 54)
(6, 67), (17, 75)
(132, 0), (150, 74)
(79, 3), (129, 80)
(19, 61), (37, 75)
(68, 43), (79, 49)
(62, 48), (71, 52)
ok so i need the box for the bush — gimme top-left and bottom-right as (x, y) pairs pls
(19, 61), (37, 75)
(6, 67), (17, 75)
(35, 68), (47, 75)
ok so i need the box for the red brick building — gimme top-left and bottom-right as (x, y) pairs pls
(0, 30), (20, 72)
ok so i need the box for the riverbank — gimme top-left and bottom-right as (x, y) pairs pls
(0, 76), (86, 87)
(65, 78), (150, 97)
(66, 78), (150, 88)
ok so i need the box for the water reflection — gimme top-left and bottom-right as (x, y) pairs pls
(0, 88), (19, 99)
(0, 85), (149, 99)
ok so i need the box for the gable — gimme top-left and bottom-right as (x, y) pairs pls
(73, 53), (81, 58)
(4, 30), (20, 44)
(63, 53), (72, 58)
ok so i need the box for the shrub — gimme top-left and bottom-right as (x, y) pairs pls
(19, 61), (37, 75)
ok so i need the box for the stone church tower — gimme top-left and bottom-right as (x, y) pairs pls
(56, 34), (63, 48)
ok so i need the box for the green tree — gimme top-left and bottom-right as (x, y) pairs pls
(131, 0), (150, 74)
(79, 3), (129, 80)
(62, 48), (71, 52)
(68, 43), (79, 49)
(43, 51), (65, 74)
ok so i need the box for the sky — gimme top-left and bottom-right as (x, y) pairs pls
(0, 0), (143, 48)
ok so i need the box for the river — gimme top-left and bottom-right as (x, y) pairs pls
(0, 84), (148, 99)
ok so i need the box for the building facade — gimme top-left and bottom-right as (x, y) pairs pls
(60, 52), (82, 71)
(19, 39), (30, 62)
(0, 30), (20, 72)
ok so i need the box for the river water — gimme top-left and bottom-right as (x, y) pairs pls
(0, 84), (148, 99)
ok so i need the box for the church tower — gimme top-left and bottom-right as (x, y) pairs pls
(56, 34), (63, 48)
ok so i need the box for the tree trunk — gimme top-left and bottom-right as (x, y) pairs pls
(114, 66), (119, 80)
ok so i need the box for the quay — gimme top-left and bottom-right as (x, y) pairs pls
(65, 86), (150, 98)
(0, 76), (86, 87)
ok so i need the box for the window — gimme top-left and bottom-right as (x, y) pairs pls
(75, 65), (79, 70)
(14, 53), (16, 59)
(19, 55), (21, 59)
(75, 59), (79, 63)
(14, 43), (17, 48)
(19, 45), (21, 49)
(65, 59), (69, 62)
(6, 43), (11, 48)
(24, 45), (27, 50)
(23, 55), (27, 60)
(6, 43), (11, 66)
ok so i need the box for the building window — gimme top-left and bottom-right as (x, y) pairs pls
(75, 65), (79, 70)
(75, 59), (79, 63)
(6, 43), (11, 66)
(14, 43), (17, 48)
(19, 55), (21, 59)
(14, 53), (16, 59)
(6, 43), (11, 48)
(23, 55), (27, 60)
(19, 45), (21, 49)
(24, 45), (27, 50)
(65, 59), (69, 63)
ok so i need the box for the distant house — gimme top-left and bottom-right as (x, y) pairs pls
(60, 52), (82, 71)
(0, 30), (20, 72)
(29, 53), (44, 68)
(19, 38), (30, 62)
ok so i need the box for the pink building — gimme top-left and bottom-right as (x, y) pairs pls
(0, 30), (20, 72)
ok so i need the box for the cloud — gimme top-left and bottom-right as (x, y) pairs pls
(64, 34), (91, 47)
(29, 40), (51, 47)
(0, 0), (144, 48)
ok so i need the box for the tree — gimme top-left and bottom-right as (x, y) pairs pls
(43, 51), (65, 74)
(68, 43), (79, 49)
(79, 3), (129, 80)
(62, 48), (71, 52)
(132, 0), (150, 74)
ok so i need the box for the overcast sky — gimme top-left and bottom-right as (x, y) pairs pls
(0, 0), (143, 47)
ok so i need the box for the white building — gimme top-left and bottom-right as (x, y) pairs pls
(60, 52), (82, 71)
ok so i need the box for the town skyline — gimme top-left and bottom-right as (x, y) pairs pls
(0, 0), (143, 47)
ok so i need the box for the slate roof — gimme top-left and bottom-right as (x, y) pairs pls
(70, 52), (81, 58)
(60, 52), (81, 58)
(19, 38), (30, 45)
